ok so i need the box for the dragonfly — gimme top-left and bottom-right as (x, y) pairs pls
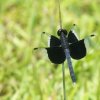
(34, 27), (94, 81)
(34, 0), (94, 99)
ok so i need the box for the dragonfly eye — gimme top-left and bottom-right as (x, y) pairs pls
(57, 29), (68, 36)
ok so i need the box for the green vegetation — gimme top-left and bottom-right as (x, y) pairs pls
(0, 0), (100, 100)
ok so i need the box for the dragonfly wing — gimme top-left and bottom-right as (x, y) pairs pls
(69, 39), (86, 60)
(42, 32), (61, 47)
(68, 30), (78, 44)
(46, 47), (66, 64)
(49, 35), (61, 47)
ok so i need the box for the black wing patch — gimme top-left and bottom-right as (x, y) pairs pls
(46, 47), (66, 64)
(69, 39), (86, 60)
(49, 35), (61, 47)
(42, 32), (61, 47)
(68, 30), (78, 44)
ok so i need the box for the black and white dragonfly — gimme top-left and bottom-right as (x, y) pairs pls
(34, 27), (94, 83)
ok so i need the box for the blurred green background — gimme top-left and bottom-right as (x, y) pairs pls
(0, 0), (100, 100)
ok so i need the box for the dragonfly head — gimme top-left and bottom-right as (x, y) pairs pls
(57, 29), (68, 36)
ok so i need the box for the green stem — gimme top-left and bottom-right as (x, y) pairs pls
(62, 63), (66, 100)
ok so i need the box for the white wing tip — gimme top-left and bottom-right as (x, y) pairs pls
(73, 82), (76, 86)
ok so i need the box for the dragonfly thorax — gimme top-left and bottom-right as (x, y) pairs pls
(57, 29), (68, 36)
